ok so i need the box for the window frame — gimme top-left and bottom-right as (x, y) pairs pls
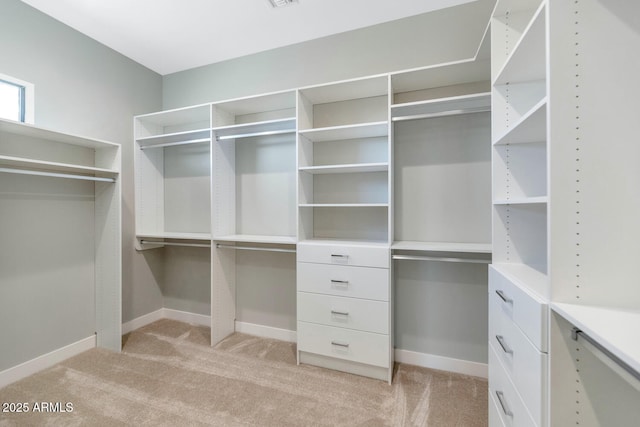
(0, 73), (34, 124)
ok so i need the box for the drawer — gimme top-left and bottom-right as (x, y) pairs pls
(297, 321), (390, 368)
(297, 262), (389, 301)
(297, 292), (389, 334)
(297, 242), (390, 268)
(489, 345), (537, 427)
(489, 295), (547, 425)
(489, 388), (507, 427)
(489, 265), (548, 352)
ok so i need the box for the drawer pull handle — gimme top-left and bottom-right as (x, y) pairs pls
(495, 391), (513, 417)
(331, 254), (349, 259)
(331, 279), (349, 285)
(331, 341), (350, 348)
(496, 335), (514, 354)
(495, 290), (513, 304)
(331, 310), (349, 316)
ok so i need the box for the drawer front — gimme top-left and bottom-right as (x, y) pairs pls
(297, 292), (389, 334)
(489, 295), (547, 425)
(297, 321), (390, 368)
(297, 262), (389, 301)
(489, 345), (537, 427)
(489, 389), (508, 427)
(297, 242), (390, 268)
(489, 265), (548, 352)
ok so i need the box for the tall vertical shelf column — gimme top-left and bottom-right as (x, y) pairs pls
(296, 76), (393, 382)
(546, 0), (640, 425)
(390, 58), (493, 377)
(211, 90), (297, 345)
(490, 1), (549, 426)
(491, 0), (640, 426)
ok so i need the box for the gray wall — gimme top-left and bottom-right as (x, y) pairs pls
(0, 0), (162, 369)
(161, 0), (494, 361)
(163, 0), (494, 109)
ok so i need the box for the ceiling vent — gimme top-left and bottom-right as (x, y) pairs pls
(269, 0), (298, 8)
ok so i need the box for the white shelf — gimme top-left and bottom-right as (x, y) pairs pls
(136, 129), (210, 147)
(212, 117), (296, 140)
(0, 154), (118, 178)
(299, 163), (388, 174)
(494, 196), (548, 205)
(213, 234), (296, 245)
(299, 203), (389, 208)
(494, 97), (547, 145)
(299, 121), (388, 142)
(552, 303), (640, 378)
(0, 118), (119, 149)
(494, 2), (547, 86)
(299, 75), (388, 105)
(391, 92), (491, 120)
(136, 232), (212, 241)
(392, 241), (492, 253)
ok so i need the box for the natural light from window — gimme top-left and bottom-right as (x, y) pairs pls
(0, 79), (24, 122)
(0, 73), (34, 123)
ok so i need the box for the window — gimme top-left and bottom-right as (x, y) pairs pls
(0, 73), (34, 123)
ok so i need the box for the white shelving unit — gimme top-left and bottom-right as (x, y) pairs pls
(390, 56), (493, 378)
(0, 118), (122, 374)
(211, 90), (298, 345)
(296, 75), (393, 382)
(491, 0), (640, 426)
(134, 103), (212, 248)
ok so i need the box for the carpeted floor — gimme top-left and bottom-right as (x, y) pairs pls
(0, 319), (487, 426)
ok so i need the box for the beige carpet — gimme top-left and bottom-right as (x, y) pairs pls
(0, 319), (487, 426)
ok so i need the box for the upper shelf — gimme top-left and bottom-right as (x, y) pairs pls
(299, 121), (388, 142)
(299, 75), (388, 105)
(136, 128), (211, 148)
(213, 117), (296, 141)
(391, 92), (491, 121)
(552, 303), (640, 381)
(0, 118), (119, 150)
(0, 154), (118, 179)
(494, 2), (546, 86)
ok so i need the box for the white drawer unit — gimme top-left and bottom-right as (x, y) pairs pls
(489, 345), (538, 427)
(489, 291), (547, 425)
(297, 262), (389, 301)
(297, 322), (390, 368)
(489, 266), (548, 352)
(297, 241), (392, 382)
(297, 292), (389, 334)
(297, 241), (390, 268)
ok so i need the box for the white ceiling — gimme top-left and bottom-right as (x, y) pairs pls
(20, 0), (476, 76)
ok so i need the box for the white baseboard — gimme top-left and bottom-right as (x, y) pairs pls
(395, 348), (488, 379)
(0, 336), (96, 389)
(122, 309), (165, 334)
(235, 321), (297, 343)
(121, 312), (486, 379)
(122, 308), (210, 334)
(163, 309), (210, 327)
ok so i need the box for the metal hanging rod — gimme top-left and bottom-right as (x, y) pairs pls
(216, 243), (296, 254)
(392, 106), (491, 122)
(216, 129), (295, 141)
(392, 254), (490, 264)
(571, 328), (640, 387)
(0, 167), (116, 183)
(139, 138), (210, 150)
(140, 240), (211, 248)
